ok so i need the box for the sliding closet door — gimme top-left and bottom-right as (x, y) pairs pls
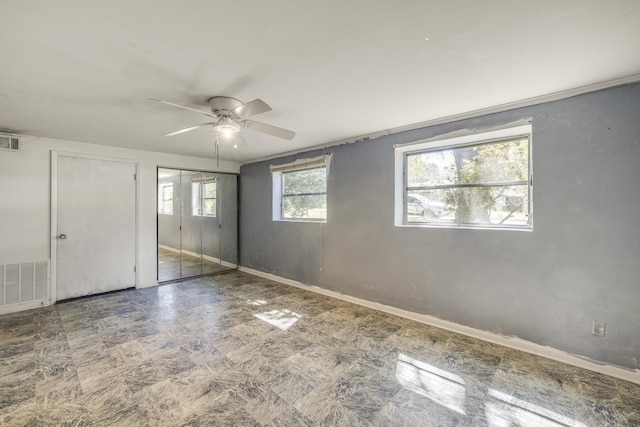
(158, 168), (181, 282)
(180, 170), (203, 278)
(200, 172), (221, 275)
(157, 168), (238, 282)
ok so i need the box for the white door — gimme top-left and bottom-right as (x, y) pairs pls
(56, 155), (136, 300)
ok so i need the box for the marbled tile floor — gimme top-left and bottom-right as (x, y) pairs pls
(1, 271), (639, 426)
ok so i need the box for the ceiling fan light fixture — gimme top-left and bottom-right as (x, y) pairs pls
(215, 116), (241, 138)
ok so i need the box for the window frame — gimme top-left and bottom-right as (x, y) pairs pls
(271, 155), (330, 223)
(158, 182), (173, 215)
(192, 179), (217, 217)
(394, 124), (533, 230)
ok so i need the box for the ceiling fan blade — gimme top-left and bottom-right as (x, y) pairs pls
(163, 122), (214, 137)
(150, 98), (216, 118)
(243, 120), (295, 140)
(231, 98), (271, 119)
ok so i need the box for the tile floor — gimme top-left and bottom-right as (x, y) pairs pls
(1, 271), (639, 426)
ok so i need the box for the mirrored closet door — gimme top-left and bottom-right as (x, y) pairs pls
(157, 168), (238, 282)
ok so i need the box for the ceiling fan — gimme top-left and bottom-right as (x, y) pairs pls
(150, 96), (295, 149)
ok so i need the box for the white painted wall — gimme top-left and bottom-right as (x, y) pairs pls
(0, 135), (238, 290)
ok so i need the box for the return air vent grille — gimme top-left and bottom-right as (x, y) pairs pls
(1, 260), (50, 314)
(0, 133), (21, 151)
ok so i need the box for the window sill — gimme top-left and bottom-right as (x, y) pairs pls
(273, 218), (327, 224)
(396, 222), (533, 231)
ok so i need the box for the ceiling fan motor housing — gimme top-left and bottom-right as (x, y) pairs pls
(208, 96), (243, 116)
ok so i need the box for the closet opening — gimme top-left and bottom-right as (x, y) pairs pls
(157, 167), (238, 282)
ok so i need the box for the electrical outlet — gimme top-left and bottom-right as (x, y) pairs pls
(592, 321), (606, 337)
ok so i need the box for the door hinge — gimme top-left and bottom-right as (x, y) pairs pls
(134, 266), (136, 272)
(133, 173), (137, 181)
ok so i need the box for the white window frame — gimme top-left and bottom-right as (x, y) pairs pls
(192, 179), (217, 217)
(158, 182), (173, 215)
(271, 154), (330, 223)
(394, 124), (532, 230)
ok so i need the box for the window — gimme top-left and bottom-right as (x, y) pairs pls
(192, 180), (216, 217)
(158, 183), (173, 215)
(271, 155), (330, 221)
(282, 168), (326, 220)
(395, 125), (532, 230)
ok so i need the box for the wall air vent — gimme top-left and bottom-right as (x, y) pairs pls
(0, 133), (21, 152)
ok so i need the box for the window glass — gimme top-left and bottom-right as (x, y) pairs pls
(407, 138), (528, 187)
(281, 167), (327, 220)
(192, 181), (216, 217)
(158, 183), (173, 215)
(398, 127), (531, 229)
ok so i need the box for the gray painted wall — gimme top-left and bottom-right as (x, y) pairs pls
(239, 83), (640, 370)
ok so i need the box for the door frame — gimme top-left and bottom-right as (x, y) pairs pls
(50, 151), (140, 303)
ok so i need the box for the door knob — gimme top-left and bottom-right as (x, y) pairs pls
(58, 234), (67, 240)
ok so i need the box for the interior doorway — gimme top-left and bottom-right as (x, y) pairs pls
(157, 168), (237, 282)
(53, 153), (137, 301)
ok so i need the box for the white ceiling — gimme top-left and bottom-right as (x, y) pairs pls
(1, 1), (639, 163)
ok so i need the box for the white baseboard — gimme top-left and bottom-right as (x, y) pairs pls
(159, 244), (181, 254)
(159, 245), (237, 269)
(0, 299), (51, 315)
(239, 266), (640, 386)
